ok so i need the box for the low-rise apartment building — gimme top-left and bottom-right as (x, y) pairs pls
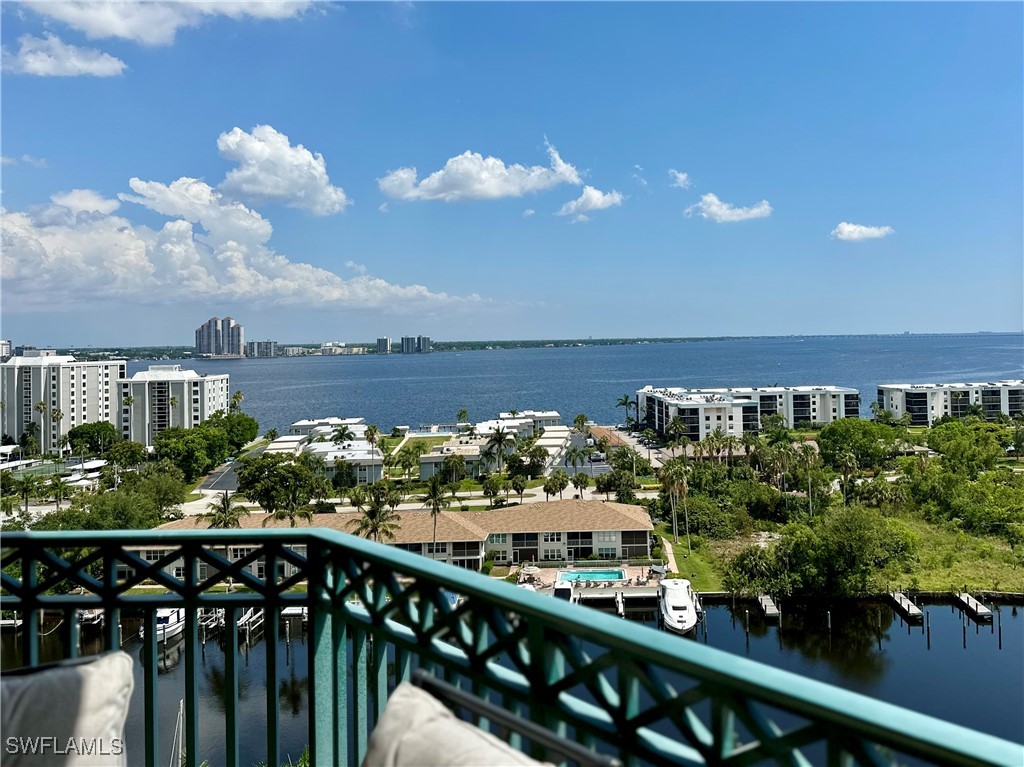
(0, 350), (126, 453)
(144, 499), (653, 578)
(118, 365), (230, 447)
(638, 385), (860, 440)
(877, 380), (1024, 426)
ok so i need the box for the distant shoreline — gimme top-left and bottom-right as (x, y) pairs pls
(52, 330), (1024, 362)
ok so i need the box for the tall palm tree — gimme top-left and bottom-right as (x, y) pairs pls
(230, 390), (244, 412)
(660, 459), (691, 551)
(15, 474), (41, 513)
(800, 443), (818, 516)
(201, 491), (250, 528)
(484, 425), (515, 475)
(616, 394), (633, 428)
(837, 450), (858, 506)
(168, 395), (179, 429)
(365, 424), (381, 480)
(564, 444), (585, 475)
(511, 474), (527, 504)
(122, 395), (134, 441)
(34, 401), (48, 453)
(741, 431), (761, 467)
(571, 472), (590, 496)
(457, 408), (469, 425)
(331, 424), (355, 445)
(421, 474), (452, 550)
(50, 408), (64, 462)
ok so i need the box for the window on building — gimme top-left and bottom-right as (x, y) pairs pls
(542, 548), (561, 561)
(487, 533), (507, 544)
(597, 547), (616, 559)
(427, 543), (447, 555)
(173, 567), (184, 580)
(543, 532), (562, 543)
(596, 531), (616, 543)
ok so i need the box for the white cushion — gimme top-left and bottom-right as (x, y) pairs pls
(1, 651), (133, 766)
(362, 682), (546, 767)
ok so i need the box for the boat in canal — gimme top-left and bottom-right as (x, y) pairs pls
(658, 579), (703, 636)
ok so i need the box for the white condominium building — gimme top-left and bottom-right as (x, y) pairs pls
(877, 380), (1024, 426)
(119, 365), (230, 447)
(637, 385), (860, 441)
(0, 350), (126, 454)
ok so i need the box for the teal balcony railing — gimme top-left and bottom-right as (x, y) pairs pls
(2, 530), (1021, 767)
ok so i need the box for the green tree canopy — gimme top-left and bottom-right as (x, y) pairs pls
(66, 421), (119, 455)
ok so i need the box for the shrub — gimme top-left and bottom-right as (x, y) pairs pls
(480, 560), (494, 576)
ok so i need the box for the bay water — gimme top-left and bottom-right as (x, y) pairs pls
(131, 333), (1024, 434)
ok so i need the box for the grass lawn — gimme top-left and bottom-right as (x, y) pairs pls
(489, 566), (511, 577)
(898, 516), (1024, 593)
(653, 523), (726, 591)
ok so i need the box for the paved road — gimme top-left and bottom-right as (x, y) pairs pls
(199, 461), (239, 492)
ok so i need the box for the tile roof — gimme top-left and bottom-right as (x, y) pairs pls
(467, 499), (652, 533)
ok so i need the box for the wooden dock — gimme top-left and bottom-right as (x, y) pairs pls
(758, 595), (780, 620)
(955, 592), (992, 622)
(890, 592), (923, 621)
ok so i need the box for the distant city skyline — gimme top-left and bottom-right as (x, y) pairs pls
(2, 3), (1021, 345)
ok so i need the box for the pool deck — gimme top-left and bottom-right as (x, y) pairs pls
(518, 564), (657, 590)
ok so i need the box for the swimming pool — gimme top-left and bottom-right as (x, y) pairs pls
(556, 569), (626, 582)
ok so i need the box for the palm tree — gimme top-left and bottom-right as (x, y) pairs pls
(48, 475), (71, 511)
(571, 472), (590, 496)
(34, 401), (48, 453)
(15, 474), (41, 514)
(616, 394), (634, 427)
(742, 431), (761, 467)
(261, 483), (314, 527)
(457, 408), (469, 425)
(50, 408), (64, 462)
(800, 443), (818, 516)
(365, 425), (381, 480)
(168, 395), (179, 429)
(484, 425), (515, 475)
(420, 474), (452, 550)
(348, 482), (400, 543)
(511, 474), (527, 504)
(564, 444), (585, 475)
(573, 413), (589, 434)
(837, 450), (858, 506)
(331, 424), (355, 446)
(551, 469), (570, 500)
(442, 453), (466, 484)
(123, 395), (134, 441)
(230, 390), (244, 412)
(660, 459), (690, 550)
(201, 491), (250, 528)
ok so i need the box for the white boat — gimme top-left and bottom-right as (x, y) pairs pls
(77, 609), (104, 626)
(552, 580), (576, 603)
(140, 608), (186, 642)
(658, 579), (703, 636)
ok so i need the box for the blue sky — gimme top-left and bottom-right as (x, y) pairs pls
(2, 2), (1021, 346)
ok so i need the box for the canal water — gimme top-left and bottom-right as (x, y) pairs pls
(2, 599), (1021, 765)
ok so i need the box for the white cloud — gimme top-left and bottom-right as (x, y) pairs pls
(830, 221), (894, 241)
(379, 141), (581, 202)
(21, 154), (48, 168)
(669, 169), (691, 189)
(556, 185), (623, 223)
(2, 180), (475, 313)
(685, 193), (771, 223)
(633, 165), (648, 187)
(1, 33), (126, 77)
(23, 1), (316, 47)
(0, 157), (17, 166)
(217, 125), (350, 215)
(378, 202), (389, 213)
(51, 189), (120, 215)
(522, 209), (535, 217)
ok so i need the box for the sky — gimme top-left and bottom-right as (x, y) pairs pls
(1, 1), (1022, 346)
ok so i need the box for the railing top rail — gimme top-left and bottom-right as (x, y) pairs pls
(3, 529), (1022, 765)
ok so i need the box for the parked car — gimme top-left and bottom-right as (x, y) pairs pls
(589, 452), (606, 462)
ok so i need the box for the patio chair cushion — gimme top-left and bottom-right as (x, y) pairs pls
(0, 651), (133, 766)
(362, 682), (547, 766)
